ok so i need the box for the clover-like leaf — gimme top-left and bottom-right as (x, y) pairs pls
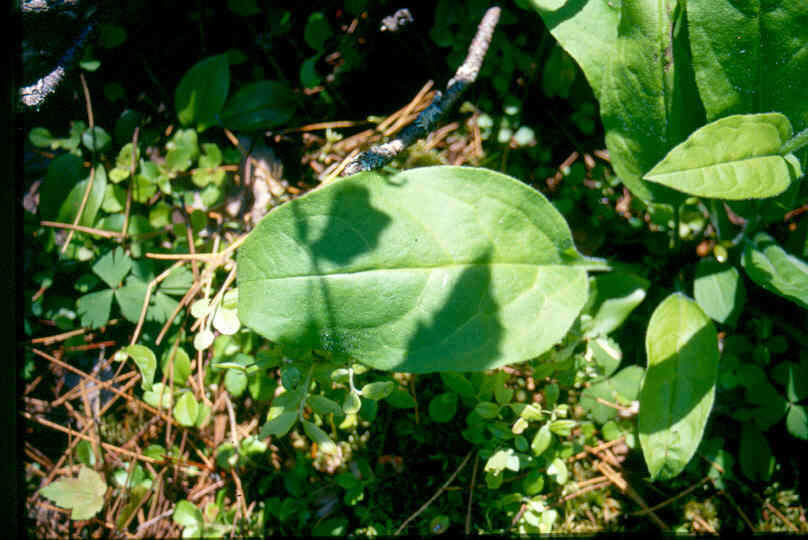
(238, 166), (591, 373)
(76, 289), (114, 329)
(40, 465), (107, 521)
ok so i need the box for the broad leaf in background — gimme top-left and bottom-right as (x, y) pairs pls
(526, 0), (619, 99)
(238, 166), (592, 373)
(644, 114), (799, 199)
(694, 258), (745, 326)
(639, 293), (719, 480)
(583, 271), (649, 337)
(687, 0), (808, 134)
(221, 81), (297, 131)
(599, 0), (704, 205)
(742, 232), (808, 310)
(39, 466), (107, 520)
(739, 423), (774, 482)
(580, 365), (644, 424)
(175, 54), (230, 132)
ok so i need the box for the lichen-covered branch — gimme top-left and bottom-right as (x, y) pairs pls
(19, 21), (94, 109)
(21, 0), (80, 14)
(341, 6), (501, 176)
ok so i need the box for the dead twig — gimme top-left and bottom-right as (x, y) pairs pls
(394, 450), (473, 535)
(342, 7), (501, 176)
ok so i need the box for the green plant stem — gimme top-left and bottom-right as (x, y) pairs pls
(296, 365), (315, 421)
(780, 126), (808, 155)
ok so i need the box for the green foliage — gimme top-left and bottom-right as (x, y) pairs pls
(39, 466), (107, 521)
(639, 294), (718, 480)
(238, 166), (595, 373)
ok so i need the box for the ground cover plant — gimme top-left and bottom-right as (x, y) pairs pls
(19, 0), (808, 536)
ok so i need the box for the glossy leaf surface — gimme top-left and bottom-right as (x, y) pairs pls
(639, 293), (718, 480)
(644, 114), (797, 199)
(175, 54), (229, 131)
(238, 166), (590, 373)
(694, 259), (745, 325)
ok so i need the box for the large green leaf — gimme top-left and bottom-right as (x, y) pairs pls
(600, 0), (704, 205)
(742, 232), (808, 309)
(644, 114), (798, 199)
(40, 155), (108, 227)
(687, 0), (808, 133)
(175, 54), (230, 131)
(526, 0), (620, 99)
(638, 293), (718, 480)
(238, 166), (591, 373)
(221, 81), (297, 131)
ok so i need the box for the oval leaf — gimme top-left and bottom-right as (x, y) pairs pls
(638, 293), (718, 480)
(644, 114), (794, 200)
(238, 166), (589, 373)
(124, 344), (156, 390)
(173, 392), (200, 427)
(221, 80), (297, 131)
(175, 54), (230, 131)
(693, 259), (745, 325)
(742, 232), (808, 310)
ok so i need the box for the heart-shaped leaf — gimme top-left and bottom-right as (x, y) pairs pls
(238, 166), (590, 373)
(644, 114), (797, 200)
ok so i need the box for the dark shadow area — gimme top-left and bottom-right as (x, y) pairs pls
(638, 323), (718, 436)
(284, 180), (503, 372)
(401, 250), (503, 372)
(535, 0), (589, 30)
(309, 183), (392, 265)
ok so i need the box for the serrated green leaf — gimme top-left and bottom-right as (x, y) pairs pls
(40, 465), (107, 520)
(175, 54), (229, 131)
(159, 265), (194, 296)
(221, 80), (297, 131)
(581, 365), (644, 424)
(428, 392), (458, 423)
(124, 344), (156, 390)
(694, 259), (745, 325)
(644, 114), (796, 200)
(742, 232), (808, 310)
(92, 247), (132, 288)
(173, 392), (199, 426)
(76, 289), (114, 329)
(115, 276), (148, 323)
(687, 0), (808, 133)
(238, 166), (590, 373)
(639, 294), (719, 480)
